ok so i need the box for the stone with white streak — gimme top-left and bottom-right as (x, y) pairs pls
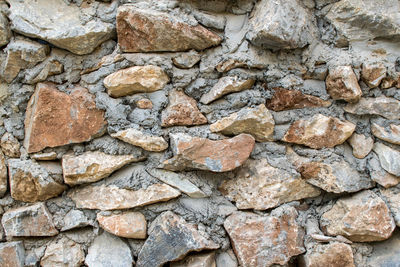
(362, 62), (387, 88)
(111, 128), (168, 152)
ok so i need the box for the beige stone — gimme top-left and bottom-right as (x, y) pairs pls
(111, 128), (168, 152)
(344, 96), (400, 120)
(372, 123), (400, 145)
(369, 153), (400, 188)
(31, 151), (58, 161)
(299, 242), (355, 267)
(0, 242), (25, 267)
(380, 186), (400, 227)
(41, 237), (85, 267)
(348, 133), (374, 158)
(0, 151), (7, 198)
(1, 132), (20, 158)
(0, 13), (10, 47)
(326, 66), (362, 103)
(97, 211), (147, 239)
(136, 98), (153, 109)
(172, 50), (201, 69)
(362, 62), (387, 88)
(171, 252), (216, 267)
(373, 143), (400, 176)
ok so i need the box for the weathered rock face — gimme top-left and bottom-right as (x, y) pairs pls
(380, 186), (400, 227)
(172, 51), (201, 69)
(210, 104), (275, 142)
(136, 211), (219, 267)
(368, 153), (400, 188)
(0, 151), (7, 198)
(219, 159), (320, 210)
(320, 190), (395, 242)
(1, 132), (21, 158)
(40, 237), (85, 267)
(117, 5), (222, 52)
(348, 133), (374, 159)
(171, 252), (216, 267)
(0, 13), (11, 47)
(24, 83), (106, 153)
(361, 63), (387, 88)
(224, 206), (305, 267)
(62, 209), (93, 232)
(163, 133), (255, 172)
(325, 66), (362, 103)
(282, 114), (355, 148)
(8, 0), (113, 55)
(0, 242), (25, 267)
(161, 89), (207, 127)
(373, 143), (400, 176)
(2, 203), (58, 237)
(344, 96), (400, 120)
(97, 211), (147, 239)
(366, 230), (400, 267)
(103, 66), (170, 97)
(111, 128), (168, 152)
(299, 242), (355, 267)
(372, 123), (400, 145)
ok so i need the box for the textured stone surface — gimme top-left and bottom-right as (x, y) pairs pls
(362, 62), (387, 88)
(0, 242), (25, 267)
(373, 143), (400, 176)
(371, 123), (400, 145)
(0, 151), (7, 198)
(366, 230), (400, 267)
(299, 243), (355, 267)
(325, 66), (362, 103)
(136, 211), (219, 267)
(282, 114), (355, 149)
(172, 50), (201, 69)
(224, 206), (305, 267)
(210, 104), (275, 142)
(41, 237), (85, 267)
(321, 190), (395, 242)
(163, 133), (255, 172)
(344, 96), (400, 120)
(97, 211), (147, 239)
(111, 128), (168, 152)
(24, 83), (106, 153)
(1, 132), (20, 158)
(103, 65), (170, 97)
(171, 252), (216, 267)
(380, 186), (400, 227)
(136, 98), (153, 109)
(31, 152), (58, 161)
(61, 210), (92, 231)
(369, 154), (400, 188)
(348, 133), (374, 159)
(162, 89), (207, 127)
(0, 12), (10, 47)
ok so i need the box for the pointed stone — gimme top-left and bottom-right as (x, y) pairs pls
(1, 132), (20, 158)
(344, 96), (400, 120)
(362, 62), (387, 88)
(0, 151), (7, 198)
(111, 128), (168, 152)
(171, 252), (216, 267)
(348, 133), (374, 159)
(299, 243), (355, 267)
(97, 211), (147, 239)
(372, 123), (400, 145)
(326, 66), (362, 103)
(41, 237), (85, 267)
(0, 242), (25, 267)
(373, 143), (400, 176)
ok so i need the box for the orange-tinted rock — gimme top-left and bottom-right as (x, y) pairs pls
(97, 211), (147, 239)
(361, 62), (387, 88)
(326, 66), (362, 103)
(0, 242), (25, 267)
(24, 83), (106, 153)
(266, 88), (331, 111)
(163, 133), (255, 172)
(299, 242), (355, 267)
(216, 59), (248, 72)
(136, 98), (153, 109)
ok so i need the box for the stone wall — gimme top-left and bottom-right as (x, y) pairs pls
(0, 0), (399, 266)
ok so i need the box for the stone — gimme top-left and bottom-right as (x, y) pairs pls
(362, 62), (387, 88)
(216, 59), (248, 72)
(219, 158), (320, 210)
(348, 133), (374, 159)
(320, 190), (395, 242)
(246, 0), (314, 49)
(380, 186), (400, 227)
(381, 76), (397, 89)
(31, 152), (58, 161)
(85, 231), (134, 267)
(24, 83), (106, 153)
(224, 205), (305, 267)
(344, 96), (400, 120)
(2, 203), (58, 237)
(171, 252), (216, 267)
(0, 12), (10, 47)
(161, 89), (207, 127)
(61, 210), (92, 231)
(136, 98), (153, 109)
(369, 154), (400, 188)
(200, 77), (255, 104)
(216, 250), (238, 267)
(62, 151), (143, 186)
(325, 66), (362, 103)
(68, 183), (181, 210)
(172, 50), (201, 69)
(282, 114), (355, 149)
(26, 60), (64, 84)
(163, 133), (255, 172)
(1, 132), (20, 158)
(97, 211), (147, 239)
(366, 230), (400, 267)
(40, 237), (85, 267)
(136, 211), (219, 267)
(117, 5), (222, 52)
(299, 243), (355, 267)
(103, 65), (170, 97)
(210, 104), (275, 142)
(8, 0), (113, 55)
(0, 151), (7, 198)
(0, 242), (25, 267)
(371, 123), (400, 145)
(373, 143), (400, 176)
(111, 128), (168, 152)
(266, 88), (331, 111)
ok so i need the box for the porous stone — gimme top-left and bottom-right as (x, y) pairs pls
(103, 65), (170, 97)
(344, 96), (400, 120)
(24, 83), (106, 153)
(40, 237), (85, 267)
(362, 62), (387, 88)
(97, 211), (147, 239)
(1, 132), (20, 158)
(117, 5), (222, 52)
(163, 133), (255, 172)
(348, 133), (374, 159)
(0, 12), (10, 47)
(373, 143), (400, 176)
(320, 190), (395, 242)
(210, 104), (275, 142)
(136, 211), (219, 267)
(0, 151), (7, 198)
(380, 186), (400, 227)
(172, 50), (201, 69)
(371, 123), (400, 145)
(299, 243), (355, 267)
(282, 114), (355, 149)
(111, 128), (168, 152)
(325, 66), (362, 103)
(171, 252), (216, 267)
(0, 242), (25, 267)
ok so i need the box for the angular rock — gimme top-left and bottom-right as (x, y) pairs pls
(320, 190), (395, 242)
(210, 104), (275, 142)
(117, 5), (222, 52)
(161, 89), (207, 127)
(2, 203), (58, 237)
(266, 88), (331, 111)
(325, 66), (362, 103)
(111, 128), (168, 152)
(381, 76), (397, 89)
(362, 62), (387, 88)
(61, 209), (92, 231)
(0, 242), (25, 267)
(224, 206), (305, 266)
(8, 0), (113, 55)
(369, 154), (400, 188)
(0, 12), (11, 47)
(62, 151), (142, 186)
(200, 77), (255, 104)
(299, 242), (355, 267)
(172, 50), (201, 69)
(380, 186), (400, 227)
(171, 252), (216, 267)
(163, 133), (255, 172)
(41, 237), (85, 267)
(282, 114), (355, 148)
(136, 211), (219, 267)
(348, 133), (374, 159)
(371, 123), (400, 145)
(24, 83), (106, 153)
(219, 158), (320, 210)
(97, 211), (147, 239)
(68, 183), (181, 210)
(0, 151), (7, 198)
(215, 250), (238, 267)
(344, 96), (400, 120)
(1, 132), (20, 158)
(103, 65), (169, 97)
(373, 143), (400, 176)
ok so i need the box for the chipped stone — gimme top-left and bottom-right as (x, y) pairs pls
(344, 96), (400, 120)
(371, 123), (400, 145)
(362, 62), (387, 88)
(325, 66), (362, 103)
(348, 133), (374, 159)
(41, 237), (85, 267)
(373, 143), (400, 176)
(97, 211), (147, 239)
(1, 132), (20, 158)
(111, 128), (168, 152)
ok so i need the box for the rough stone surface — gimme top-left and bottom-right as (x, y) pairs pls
(371, 123), (400, 145)
(61, 210), (92, 231)
(31, 152), (58, 161)
(348, 133), (374, 159)
(111, 128), (168, 152)
(325, 66), (362, 103)
(40, 237), (85, 267)
(171, 252), (216, 267)
(373, 143), (400, 176)
(362, 63), (387, 88)
(172, 50), (201, 69)
(369, 154), (400, 188)
(0, 151), (7, 198)
(1, 132), (20, 158)
(299, 243), (355, 267)
(0, 242), (25, 267)
(366, 230), (400, 267)
(0, 12), (10, 47)
(163, 133), (255, 172)
(97, 211), (147, 239)
(344, 96), (400, 120)
(380, 186), (400, 227)
(136, 98), (153, 109)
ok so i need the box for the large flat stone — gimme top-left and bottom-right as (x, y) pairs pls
(111, 128), (168, 152)
(97, 211), (147, 239)
(344, 96), (400, 120)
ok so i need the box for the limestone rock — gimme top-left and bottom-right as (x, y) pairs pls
(61, 210), (92, 231)
(0, 151), (7, 198)
(2, 203), (58, 237)
(24, 83), (106, 153)
(0, 242), (25, 267)
(0, 12), (10, 47)
(224, 206), (305, 266)
(299, 243), (355, 267)
(163, 133), (255, 172)
(111, 128), (168, 152)
(200, 77), (254, 104)
(380, 186), (400, 227)
(348, 133), (374, 159)
(325, 66), (362, 103)
(172, 50), (201, 69)
(68, 183), (181, 210)
(97, 211), (147, 239)
(161, 89), (207, 127)
(219, 158), (320, 210)
(41, 237), (85, 267)
(1, 132), (20, 158)
(103, 65), (169, 97)
(371, 123), (400, 145)
(171, 252), (216, 267)
(136, 211), (219, 267)
(320, 190), (395, 242)
(210, 104), (275, 142)
(117, 5), (222, 52)
(282, 114), (355, 149)
(344, 96), (400, 120)
(362, 62), (387, 88)
(373, 143), (400, 176)
(8, 0), (113, 55)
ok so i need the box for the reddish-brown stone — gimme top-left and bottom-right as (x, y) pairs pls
(325, 66), (362, 103)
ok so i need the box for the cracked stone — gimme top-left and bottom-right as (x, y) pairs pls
(41, 237), (85, 267)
